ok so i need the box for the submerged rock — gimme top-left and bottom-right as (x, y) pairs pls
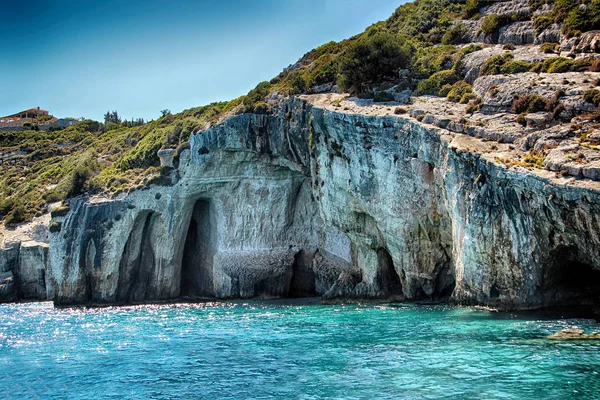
(546, 328), (600, 340)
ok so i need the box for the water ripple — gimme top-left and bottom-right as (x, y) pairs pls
(0, 302), (599, 399)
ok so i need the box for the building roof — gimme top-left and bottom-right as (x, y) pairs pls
(0, 107), (49, 120)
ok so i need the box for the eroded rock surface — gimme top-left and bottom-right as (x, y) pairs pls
(7, 94), (589, 311)
(0, 213), (51, 302)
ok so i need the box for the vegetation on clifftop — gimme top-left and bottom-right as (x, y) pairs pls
(0, 99), (241, 224)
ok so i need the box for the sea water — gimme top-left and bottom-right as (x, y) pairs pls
(1, 301), (599, 399)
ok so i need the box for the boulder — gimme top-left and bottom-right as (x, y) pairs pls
(157, 148), (177, 168)
(573, 31), (600, 54)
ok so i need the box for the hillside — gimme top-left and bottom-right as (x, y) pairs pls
(2, 0), (600, 226)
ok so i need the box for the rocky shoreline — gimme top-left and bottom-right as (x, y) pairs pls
(2, 93), (599, 309)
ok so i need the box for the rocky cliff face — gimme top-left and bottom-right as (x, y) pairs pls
(306, 96), (600, 308)
(44, 103), (352, 305)
(2, 96), (600, 309)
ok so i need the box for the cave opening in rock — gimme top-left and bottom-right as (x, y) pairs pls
(180, 199), (216, 298)
(376, 248), (403, 298)
(544, 246), (600, 307)
(289, 250), (317, 297)
(434, 263), (456, 300)
(117, 212), (157, 303)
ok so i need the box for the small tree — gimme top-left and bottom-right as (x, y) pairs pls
(243, 81), (272, 112)
(104, 110), (121, 124)
(337, 31), (412, 94)
(160, 109), (172, 117)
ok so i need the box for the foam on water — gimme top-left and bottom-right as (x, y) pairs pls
(1, 301), (599, 399)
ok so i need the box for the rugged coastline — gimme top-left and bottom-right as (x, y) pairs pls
(2, 93), (600, 310)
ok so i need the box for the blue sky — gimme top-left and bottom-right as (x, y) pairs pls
(0, 0), (402, 122)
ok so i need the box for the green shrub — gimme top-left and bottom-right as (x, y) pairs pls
(461, 0), (481, 19)
(0, 199), (14, 219)
(536, 57), (589, 73)
(337, 31), (412, 94)
(479, 53), (511, 76)
(373, 91), (395, 102)
(528, 0), (549, 12)
(502, 59), (534, 73)
(49, 222), (62, 233)
(117, 127), (167, 170)
(415, 69), (460, 96)
(455, 44), (482, 59)
(4, 205), (26, 226)
(243, 81), (272, 112)
(466, 97), (483, 114)
(480, 14), (517, 35)
(439, 83), (453, 97)
(584, 89), (600, 106)
(305, 56), (339, 88)
(413, 45), (457, 77)
(74, 119), (102, 133)
(66, 166), (92, 198)
(446, 81), (474, 103)
(50, 205), (70, 218)
(479, 54), (522, 76)
(534, 14), (554, 34)
(562, 0), (600, 37)
(480, 53), (535, 76)
(461, 92), (478, 104)
(289, 74), (307, 94)
(386, 0), (459, 37)
(540, 42), (559, 54)
(553, 0), (579, 22)
(544, 57), (577, 73)
(511, 94), (551, 114)
(441, 23), (468, 44)
(253, 101), (272, 114)
(165, 123), (182, 147)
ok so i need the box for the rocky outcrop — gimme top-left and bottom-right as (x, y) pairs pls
(498, 21), (535, 45)
(462, 45), (554, 84)
(571, 31), (600, 54)
(0, 240), (49, 302)
(483, 0), (531, 18)
(45, 106), (355, 305)
(5, 94), (584, 310)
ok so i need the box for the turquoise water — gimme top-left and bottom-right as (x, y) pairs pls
(1, 302), (599, 400)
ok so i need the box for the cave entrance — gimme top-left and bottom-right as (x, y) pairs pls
(180, 199), (216, 298)
(434, 262), (456, 300)
(544, 246), (600, 307)
(376, 248), (403, 298)
(289, 250), (317, 297)
(117, 212), (158, 303)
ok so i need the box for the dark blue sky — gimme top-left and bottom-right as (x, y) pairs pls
(0, 0), (402, 121)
